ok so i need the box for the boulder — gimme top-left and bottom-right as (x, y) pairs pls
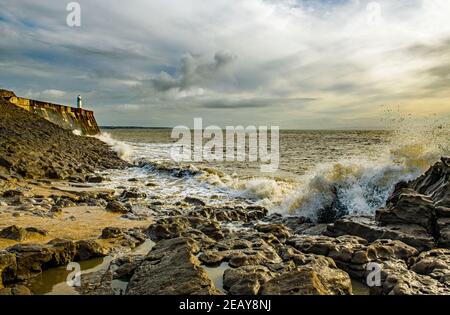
(287, 235), (417, 280)
(376, 191), (436, 232)
(410, 249), (450, 285)
(86, 175), (104, 183)
(326, 216), (436, 251)
(126, 238), (221, 295)
(7, 239), (76, 280)
(2, 190), (23, 198)
(146, 216), (224, 241)
(184, 197), (206, 206)
(437, 218), (450, 248)
(111, 255), (145, 280)
(373, 259), (450, 295)
(75, 240), (109, 261)
(106, 201), (129, 214)
(101, 227), (124, 239)
(0, 225), (48, 241)
(223, 265), (274, 295)
(0, 226), (27, 241)
(260, 263), (352, 295)
(120, 188), (147, 200)
(0, 251), (17, 288)
(0, 284), (32, 295)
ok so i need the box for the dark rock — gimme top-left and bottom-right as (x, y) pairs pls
(376, 191), (436, 232)
(75, 240), (109, 260)
(106, 201), (129, 214)
(25, 227), (48, 236)
(255, 224), (292, 239)
(101, 227), (124, 239)
(437, 218), (450, 247)
(0, 226), (27, 241)
(0, 284), (32, 295)
(146, 216), (224, 241)
(7, 239), (76, 280)
(120, 188), (147, 200)
(0, 251), (17, 288)
(111, 255), (145, 280)
(184, 197), (206, 206)
(2, 190), (24, 198)
(326, 216), (436, 251)
(86, 175), (104, 183)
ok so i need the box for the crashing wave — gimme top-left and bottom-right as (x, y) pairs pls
(277, 114), (450, 222)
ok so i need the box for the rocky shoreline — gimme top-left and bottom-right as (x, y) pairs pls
(1, 96), (449, 295)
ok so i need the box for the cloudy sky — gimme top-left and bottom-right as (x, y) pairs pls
(1, 0), (450, 128)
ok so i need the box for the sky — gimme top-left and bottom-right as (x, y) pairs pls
(0, 0), (450, 129)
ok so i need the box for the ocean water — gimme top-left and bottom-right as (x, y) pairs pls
(96, 120), (449, 223)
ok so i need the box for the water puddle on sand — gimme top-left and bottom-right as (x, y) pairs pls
(351, 279), (370, 295)
(201, 262), (229, 293)
(27, 239), (155, 295)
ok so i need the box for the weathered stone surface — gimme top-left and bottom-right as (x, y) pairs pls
(198, 235), (282, 268)
(7, 239), (76, 280)
(188, 205), (268, 223)
(223, 265), (275, 295)
(0, 251), (17, 288)
(326, 216), (436, 251)
(86, 175), (103, 183)
(410, 249), (450, 285)
(437, 218), (450, 247)
(101, 227), (124, 239)
(255, 224), (292, 240)
(106, 201), (129, 214)
(126, 238), (221, 295)
(287, 235), (417, 280)
(2, 190), (24, 198)
(146, 216), (224, 241)
(120, 188), (147, 200)
(376, 191), (436, 231)
(75, 240), (109, 261)
(411, 157), (450, 207)
(0, 284), (32, 295)
(184, 197), (206, 206)
(260, 263), (352, 295)
(0, 97), (129, 180)
(373, 260), (450, 295)
(111, 255), (145, 280)
(0, 225), (27, 241)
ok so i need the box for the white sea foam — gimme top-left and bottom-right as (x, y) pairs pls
(238, 178), (282, 200)
(276, 114), (450, 221)
(95, 132), (134, 161)
(96, 115), (449, 222)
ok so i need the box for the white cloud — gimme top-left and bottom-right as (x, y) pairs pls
(0, 0), (449, 128)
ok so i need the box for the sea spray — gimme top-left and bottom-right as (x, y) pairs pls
(277, 113), (450, 222)
(95, 132), (134, 161)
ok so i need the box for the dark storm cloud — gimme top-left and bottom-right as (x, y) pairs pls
(149, 51), (237, 92)
(0, 0), (449, 128)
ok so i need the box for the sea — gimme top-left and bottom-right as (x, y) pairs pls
(95, 117), (449, 222)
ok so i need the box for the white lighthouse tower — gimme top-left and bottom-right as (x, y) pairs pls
(77, 95), (82, 109)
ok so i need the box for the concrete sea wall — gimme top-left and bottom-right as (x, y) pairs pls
(0, 89), (100, 135)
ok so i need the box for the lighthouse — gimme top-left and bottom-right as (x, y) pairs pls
(77, 95), (82, 109)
